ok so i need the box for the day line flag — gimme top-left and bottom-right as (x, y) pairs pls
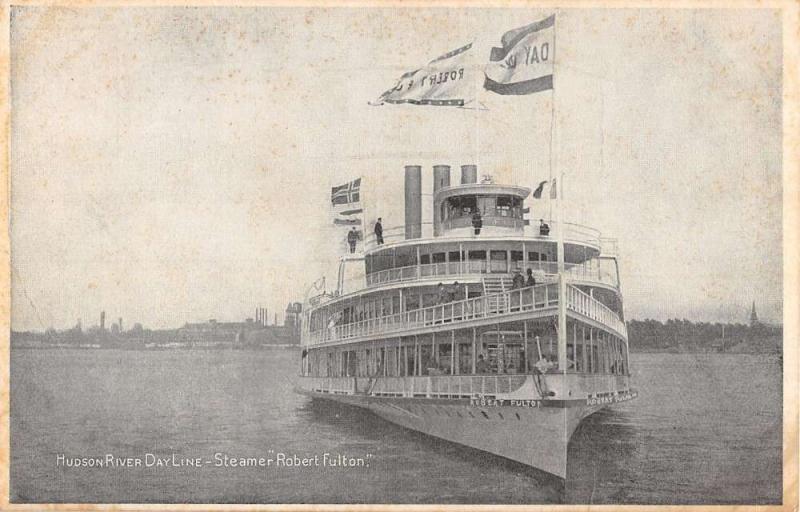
(371, 43), (478, 107)
(484, 15), (555, 95)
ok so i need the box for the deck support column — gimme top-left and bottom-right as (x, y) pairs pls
(524, 321), (529, 373)
(472, 327), (477, 374)
(451, 330), (455, 375)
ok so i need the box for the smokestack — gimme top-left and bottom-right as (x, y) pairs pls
(433, 164), (451, 193)
(461, 164), (477, 184)
(119, 318), (123, 332)
(100, 311), (105, 331)
(404, 165), (422, 239)
(433, 165), (451, 236)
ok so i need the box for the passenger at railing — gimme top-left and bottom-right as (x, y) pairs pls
(511, 269), (525, 289)
(539, 219), (550, 236)
(472, 208), (483, 235)
(525, 268), (537, 287)
(450, 281), (461, 302)
(505, 360), (518, 374)
(437, 283), (449, 304)
(347, 227), (358, 253)
(475, 354), (488, 374)
(374, 218), (384, 245)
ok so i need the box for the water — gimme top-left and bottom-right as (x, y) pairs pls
(10, 349), (781, 504)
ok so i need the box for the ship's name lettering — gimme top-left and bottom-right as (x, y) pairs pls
(586, 391), (637, 406)
(470, 398), (541, 408)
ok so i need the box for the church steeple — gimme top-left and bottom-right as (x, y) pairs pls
(750, 301), (759, 327)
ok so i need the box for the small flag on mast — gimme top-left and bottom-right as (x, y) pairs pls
(331, 178), (361, 206)
(372, 43), (478, 107)
(532, 180), (548, 199)
(484, 15), (555, 95)
(550, 178), (557, 199)
(331, 178), (364, 235)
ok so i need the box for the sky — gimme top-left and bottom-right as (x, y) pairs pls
(10, 6), (783, 330)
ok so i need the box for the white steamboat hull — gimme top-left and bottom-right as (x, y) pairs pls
(297, 387), (603, 478)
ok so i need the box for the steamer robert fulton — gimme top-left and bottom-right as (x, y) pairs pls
(296, 164), (636, 478)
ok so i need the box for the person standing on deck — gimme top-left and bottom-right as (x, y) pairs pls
(512, 269), (525, 289)
(525, 268), (537, 287)
(472, 208), (483, 235)
(374, 218), (384, 245)
(437, 283), (448, 304)
(347, 227), (358, 253)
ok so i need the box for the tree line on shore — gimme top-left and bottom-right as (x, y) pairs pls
(626, 318), (782, 353)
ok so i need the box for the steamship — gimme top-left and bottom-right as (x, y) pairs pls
(296, 164), (636, 479)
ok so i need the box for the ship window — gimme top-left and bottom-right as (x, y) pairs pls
(541, 253), (548, 261)
(420, 254), (430, 265)
(528, 252), (540, 262)
(396, 248), (415, 267)
(490, 251), (507, 261)
(406, 294), (420, 311)
(432, 252), (446, 263)
(468, 250), (486, 260)
(448, 251), (461, 262)
(496, 196), (513, 217)
(478, 196), (496, 216)
(510, 251), (523, 262)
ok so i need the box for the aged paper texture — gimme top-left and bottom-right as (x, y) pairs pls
(1, 0), (798, 510)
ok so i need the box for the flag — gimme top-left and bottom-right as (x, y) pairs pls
(372, 43), (478, 107)
(332, 178), (364, 229)
(484, 15), (555, 95)
(331, 178), (361, 206)
(532, 180), (548, 198)
(550, 178), (557, 199)
(333, 218), (362, 226)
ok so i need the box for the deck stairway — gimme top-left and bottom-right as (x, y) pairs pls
(482, 275), (513, 313)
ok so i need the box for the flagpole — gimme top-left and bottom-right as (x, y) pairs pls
(550, 13), (568, 377)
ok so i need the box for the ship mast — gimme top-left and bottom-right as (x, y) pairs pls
(548, 15), (568, 374)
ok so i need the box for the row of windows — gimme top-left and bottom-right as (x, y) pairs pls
(419, 250), (550, 264)
(303, 321), (628, 378)
(366, 245), (556, 274)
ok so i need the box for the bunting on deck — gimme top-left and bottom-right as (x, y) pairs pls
(484, 15), (555, 95)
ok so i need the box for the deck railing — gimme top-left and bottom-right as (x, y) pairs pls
(366, 259), (618, 288)
(566, 285), (627, 337)
(363, 220), (604, 251)
(306, 281), (627, 346)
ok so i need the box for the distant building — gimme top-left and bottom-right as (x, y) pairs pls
(285, 302), (303, 331)
(750, 301), (759, 327)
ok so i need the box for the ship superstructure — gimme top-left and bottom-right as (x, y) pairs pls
(296, 163), (635, 478)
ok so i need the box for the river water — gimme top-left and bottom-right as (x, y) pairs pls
(10, 349), (782, 504)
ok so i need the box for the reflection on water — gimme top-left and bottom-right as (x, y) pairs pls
(11, 349), (781, 504)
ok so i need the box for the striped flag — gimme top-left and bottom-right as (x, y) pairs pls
(372, 43), (478, 107)
(484, 15), (555, 95)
